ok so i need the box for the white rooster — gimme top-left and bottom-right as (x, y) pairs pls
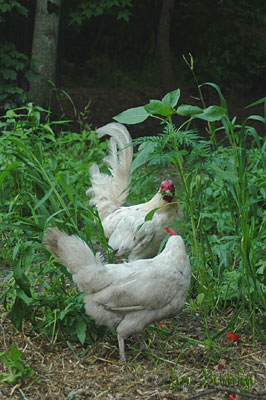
(43, 226), (191, 362)
(87, 123), (183, 260)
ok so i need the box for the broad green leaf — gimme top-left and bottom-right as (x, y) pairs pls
(13, 265), (32, 297)
(9, 345), (23, 362)
(113, 106), (149, 124)
(130, 142), (157, 173)
(176, 104), (203, 116)
(10, 297), (29, 331)
(145, 207), (160, 221)
(195, 106), (226, 122)
(144, 100), (173, 116)
(23, 245), (35, 270)
(76, 318), (87, 345)
(0, 345), (33, 384)
(162, 89), (180, 108)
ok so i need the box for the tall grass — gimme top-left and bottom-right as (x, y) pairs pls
(114, 84), (266, 342)
(0, 104), (110, 343)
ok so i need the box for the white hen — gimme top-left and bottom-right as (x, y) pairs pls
(43, 226), (191, 362)
(87, 122), (183, 260)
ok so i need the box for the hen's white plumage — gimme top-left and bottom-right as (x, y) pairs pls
(87, 123), (133, 221)
(43, 227), (191, 361)
(87, 122), (183, 260)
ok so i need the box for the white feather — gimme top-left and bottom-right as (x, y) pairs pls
(86, 122), (184, 260)
(86, 123), (133, 220)
(43, 227), (191, 361)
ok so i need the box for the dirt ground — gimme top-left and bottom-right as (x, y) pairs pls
(1, 302), (266, 400)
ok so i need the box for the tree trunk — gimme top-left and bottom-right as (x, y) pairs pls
(157, 0), (176, 94)
(30, 0), (61, 108)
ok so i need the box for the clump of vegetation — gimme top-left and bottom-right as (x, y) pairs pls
(0, 84), (265, 361)
(0, 104), (110, 346)
(0, 345), (33, 384)
(115, 83), (266, 341)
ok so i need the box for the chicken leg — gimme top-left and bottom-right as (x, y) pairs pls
(118, 335), (126, 362)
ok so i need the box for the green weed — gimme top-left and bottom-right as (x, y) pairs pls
(0, 104), (109, 346)
(114, 84), (266, 342)
(0, 345), (33, 384)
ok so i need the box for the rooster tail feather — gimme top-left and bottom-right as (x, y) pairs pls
(86, 123), (133, 220)
(43, 227), (100, 276)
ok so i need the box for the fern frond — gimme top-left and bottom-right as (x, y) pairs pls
(133, 135), (165, 146)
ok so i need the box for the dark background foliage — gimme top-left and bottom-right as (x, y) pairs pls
(58, 0), (266, 88)
(0, 0), (266, 111)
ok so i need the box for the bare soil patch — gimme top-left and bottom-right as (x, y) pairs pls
(1, 304), (266, 400)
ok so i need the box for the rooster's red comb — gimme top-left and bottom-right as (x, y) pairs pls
(165, 226), (178, 235)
